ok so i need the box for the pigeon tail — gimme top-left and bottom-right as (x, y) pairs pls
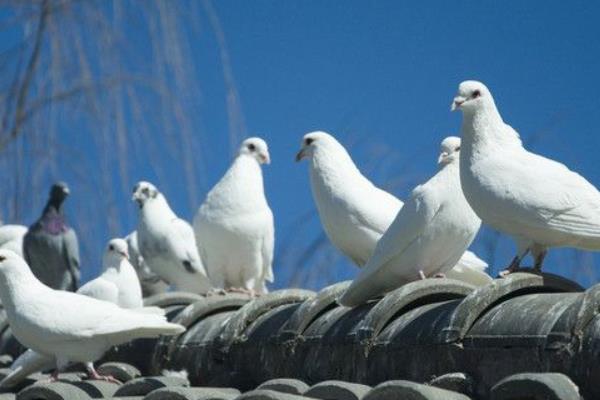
(129, 321), (185, 338)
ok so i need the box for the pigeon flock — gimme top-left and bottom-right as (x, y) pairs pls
(0, 80), (599, 383)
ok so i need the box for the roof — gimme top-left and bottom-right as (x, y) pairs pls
(0, 364), (582, 400)
(0, 271), (595, 399)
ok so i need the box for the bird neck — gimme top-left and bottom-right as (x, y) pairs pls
(42, 198), (65, 218)
(112, 258), (135, 276)
(439, 159), (459, 172)
(0, 264), (46, 311)
(142, 194), (176, 220)
(235, 153), (263, 175)
(102, 255), (122, 272)
(206, 155), (267, 212)
(435, 159), (460, 185)
(459, 102), (513, 159)
(310, 145), (367, 191)
(119, 259), (138, 280)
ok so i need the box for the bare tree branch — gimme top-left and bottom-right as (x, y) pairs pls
(0, 0), (49, 151)
(203, 0), (247, 154)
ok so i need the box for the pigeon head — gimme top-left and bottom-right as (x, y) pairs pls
(132, 181), (159, 208)
(295, 131), (337, 162)
(438, 136), (461, 166)
(106, 238), (129, 260)
(48, 181), (70, 205)
(239, 137), (270, 165)
(451, 81), (492, 113)
(103, 238), (129, 270)
(41, 182), (71, 218)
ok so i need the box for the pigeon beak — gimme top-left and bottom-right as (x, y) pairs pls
(438, 152), (449, 164)
(295, 148), (307, 162)
(260, 152), (271, 165)
(131, 194), (143, 208)
(451, 96), (466, 111)
(119, 250), (129, 260)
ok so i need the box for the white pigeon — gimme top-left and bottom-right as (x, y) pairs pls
(338, 137), (482, 307)
(0, 249), (185, 382)
(296, 131), (491, 286)
(133, 181), (212, 294)
(453, 80), (600, 274)
(0, 224), (27, 257)
(125, 231), (168, 296)
(78, 238), (143, 308)
(193, 137), (274, 294)
(0, 238), (165, 387)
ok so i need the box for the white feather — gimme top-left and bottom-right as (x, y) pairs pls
(298, 131), (490, 294)
(0, 240), (168, 387)
(456, 80), (600, 266)
(134, 182), (212, 294)
(0, 224), (27, 257)
(193, 137), (275, 293)
(338, 137), (483, 306)
(0, 250), (184, 384)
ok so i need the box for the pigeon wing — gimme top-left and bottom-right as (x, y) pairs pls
(62, 228), (81, 289)
(169, 217), (207, 276)
(350, 186), (403, 237)
(363, 186), (437, 273)
(262, 210), (275, 283)
(446, 251), (491, 287)
(28, 291), (182, 345)
(339, 186), (440, 306)
(480, 142), (600, 242)
(0, 349), (54, 388)
(77, 277), (119, 304)
(454, 250), (488, 272)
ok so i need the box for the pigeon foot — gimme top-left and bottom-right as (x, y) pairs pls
(206, 288), (227, 297)
(227, 287), (258, 297)
(86, 363), (121, 384)
(42, 370), (60, 383)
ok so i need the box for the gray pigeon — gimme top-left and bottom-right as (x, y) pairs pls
(23, 182), (80, 291)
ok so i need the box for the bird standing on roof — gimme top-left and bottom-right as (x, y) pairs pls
(78, 238), (143, 308)
(133, 181), (212, 294)
(453, 80), (600, 275)
(296, 131), (491, 287)
(338, 137), (482, 307)
(193, 137), (274, 295)
(0, 249), (185, 382)
(1, 238), (164, 387)
(23, 182), (80, 291)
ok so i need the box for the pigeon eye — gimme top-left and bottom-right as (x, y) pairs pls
(455, 146), (461, 151)
(305, 138), (314, 145)
(109, 245), (114, 251)
(248, 143), (256, 151)
(472, 90), (481, 98)
(0, 255), (5, 262)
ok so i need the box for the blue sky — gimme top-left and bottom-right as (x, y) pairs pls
(2, 1), (600, 289)
(210, 0), (600, 287)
